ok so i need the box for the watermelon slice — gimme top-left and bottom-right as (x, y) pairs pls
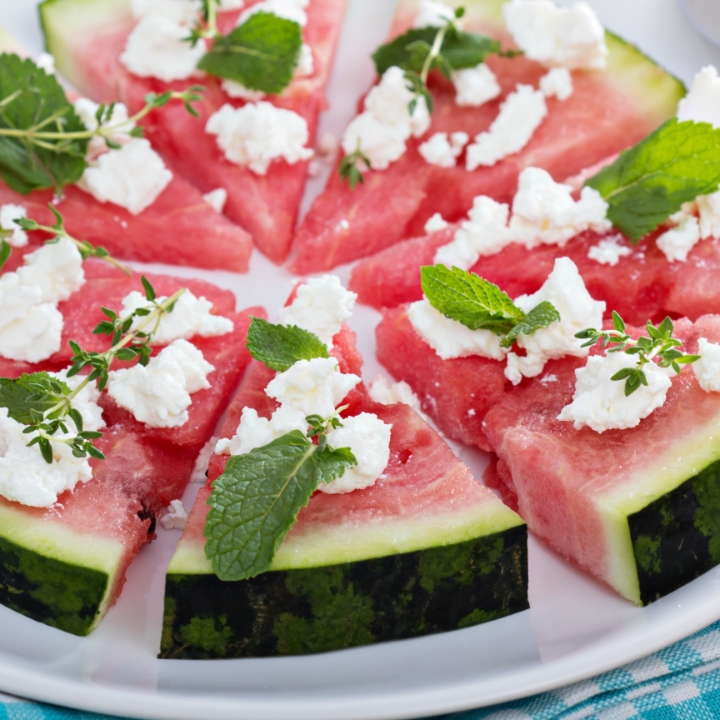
(483, 315), (720, 605)
(40, 0), (347, 264)
(289, 0), (684, 274)
(0, 265), (261, 635)
(161, 322), (528, 658)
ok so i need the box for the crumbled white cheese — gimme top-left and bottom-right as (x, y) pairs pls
(265, 357), (360, 418)
(540, 67), (574, 100)
(206, 102), (313, 175)
(503, 0), (607, 70)
(237, 0), (308, 26)
(693, 338), (720, 392)
(408, 299), (508, 361)
(419, 132), (468, 167)
(16, 237), (85, 304)
(320, 413), (391, 494)
(539, 373), (558, 384)
(425, 213), (450, 234)
(0, 407), (93, 508)
(74, 98), (135, 158)
(587, 236), (632, 266)
(0, 303), (63, 364)
(121, 289), (233, 345)
(0, 204), (28, 247)
(656, 213), (701, 263)
(466, 85), (547, 169)
(435, 196), (512, 268)
(509, 167), (611, 247)
(696, 192), (720, 239)
(77, 138), (172, 216)
(677, 66), (720, 128)
(202, 188), (228, 213)
(505, 257), (605, 385)
(413, 0), (456, 27)
(296, 43), (314, 77)
(452, 64), (501, 107)
(131, 0), (201, 24)
(558, 352), (672, 432)
(160, 499), (189, 530)
(107, 339), (214, 428)
(190, 436), (218, 482)
(35, 53), (56, 75)
(51, 369), (106, 433)
(342, 66), (430, 171)
(369, 376), (423, 414)
(220, 80), (266, 101)
(277, 275), (357, 348)
(215, 405), (308, 456)
(120, 13), (207, 82)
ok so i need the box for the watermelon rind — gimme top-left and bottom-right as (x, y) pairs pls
(161, 525), (528, 659)
(0, 503), (122, 636)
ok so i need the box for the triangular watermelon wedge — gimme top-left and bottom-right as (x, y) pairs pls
(289, 0), (683, 274)
(40, 0), (347, 264)
(161, 316), (528, 658)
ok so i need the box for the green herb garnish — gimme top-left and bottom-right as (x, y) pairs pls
(575, 311), (700, 396)
(246, 317), (329, 372)
(585, 118), (720, 242)
(421, 264), (560, 347)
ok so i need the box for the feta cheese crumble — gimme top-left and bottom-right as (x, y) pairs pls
(17, 237), (86, 304)
(202, 188), (228, 214)
(509, 167), (611, 247)
(558, 352), (672, 432)
(237, 0), (308, 27)
(587, 236), (632, 266)
(656, 213), (701, 263)
(503, 0), (607, 70)
(77, 138), (173, 216)
(206, 102), (313, 175)
(321, 413), (392, 494)
(161, 499), (189, 530)
(265, 357), (360, 418)
(452, 64), (501, 107)
(677, 66), (720, 128)
(74, 98), (136, 158)
(277, 275), (357, 348)
(342, 66), (430, 171)
(505, 257), (606, 385)
(0, 204), (28, 247)
(35, 53), (56, 76)
(466, 85), (547, 169)
(121, 289), (234, 345)
(419, 132), (469, 167)
(215, 405), (308, 456)
(408, 299), (508, 361)
(435, 196), (511, 268)
(539, 67), (574, 101)
(107, 339), (215, 428)
(369, 376), (424, 415)
(413, 0), (457, 28)
(190, 436), (218, 482)
(424, 213), (450, 233)
(120, 13), (207, 82)
(693, 338), (720, 392)
(697, 193), (720, 239)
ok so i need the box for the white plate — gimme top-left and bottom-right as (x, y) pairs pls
(2, 1), (720, 718)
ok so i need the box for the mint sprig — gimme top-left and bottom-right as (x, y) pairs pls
(246, 317), (329, 371)
(585, 119), (720, 242)
(421, 264), (561, 347)
(0, 239), (10, 271)
(197, 11), (302, 95)
(575, 311), (700, 396)
(205, 430), (356, 581)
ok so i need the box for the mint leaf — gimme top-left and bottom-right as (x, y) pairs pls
(585, 119), (720, 242)
(246, 317), (329, 372)
(373, 26), (501, 77)
(198, 11), (302, 94)
(0, 54), (88, 194)
(501, 301), (561, 348)
(421, 264), (524, 334)
(204, 431), (356, 581)
(0, 372), (70, 425)
(0, 239), (11, 271)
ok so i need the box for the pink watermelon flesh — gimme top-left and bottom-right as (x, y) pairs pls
(290, 23), (678, 274)
(0, 166), (252, 274)
(375, 305), (508, 452)
(482, 316), (720, 600)
(68, 0), (347, 264)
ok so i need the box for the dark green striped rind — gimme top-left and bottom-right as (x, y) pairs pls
(0, 534), (109, 636)
(629, 457), (720, 606)
(160, 525), (528, 659)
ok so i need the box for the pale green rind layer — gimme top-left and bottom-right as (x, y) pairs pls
(168, 494), (524, 575)
(39, 0), (131, 89)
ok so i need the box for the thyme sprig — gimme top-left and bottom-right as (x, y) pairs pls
(575, 311), (700, 396)
(338, 144), (370, 189)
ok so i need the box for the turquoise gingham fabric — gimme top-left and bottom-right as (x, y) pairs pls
(3, 621), (720, 720)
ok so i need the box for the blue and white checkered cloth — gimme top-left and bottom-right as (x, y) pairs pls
(4, 620), (720, 720)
